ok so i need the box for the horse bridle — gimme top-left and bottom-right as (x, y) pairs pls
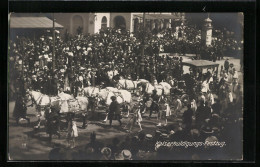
(27, 91), (39, 107)
(117, 79), (136, 90)
(27, 91), (53, 110)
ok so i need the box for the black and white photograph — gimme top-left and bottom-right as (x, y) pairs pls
(8, 12), (244, 160)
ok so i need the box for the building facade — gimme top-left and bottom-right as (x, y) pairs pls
(53, 13), (182, 36)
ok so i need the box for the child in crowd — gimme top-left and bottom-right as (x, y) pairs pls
(67, 113), (78, 148)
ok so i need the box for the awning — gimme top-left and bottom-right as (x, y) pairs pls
(10, 17), (63, 29)
(134, 14), (181, 20)
(182, 60), (219, 68)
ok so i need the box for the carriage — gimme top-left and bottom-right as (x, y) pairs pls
(182, 60), (219, 93)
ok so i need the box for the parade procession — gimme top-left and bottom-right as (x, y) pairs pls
(8, 13), (243, 160)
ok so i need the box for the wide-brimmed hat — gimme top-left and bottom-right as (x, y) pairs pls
(202, 126), (213, 134)
(145, 134), (153, 140)
(155, 130), (161, 135)
(101, 147), (111, 157)
(205, 136), (218, 143)
(161, 133), (168, 138)
(121, 150), (132, 160)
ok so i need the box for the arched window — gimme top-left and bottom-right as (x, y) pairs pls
(134, 18), (139, 32)
(114, 16), (126, 30)
(155, 20), (159, 30)
(101, 16), (107, 29)
(164, 19), (169, 29)
(72, 15), (83, 35)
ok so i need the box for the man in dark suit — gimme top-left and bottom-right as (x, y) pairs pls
(108, 96), (122, 126)
(182, 104), (193, 133)
(149, 90), (160, 119)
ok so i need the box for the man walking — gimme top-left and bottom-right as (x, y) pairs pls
(224, 58), (230, 73)
(108, 96), (122, 127)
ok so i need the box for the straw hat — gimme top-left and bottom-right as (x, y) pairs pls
(205, 136), (218, 143)
(161, 133), (168, 138)
(145, 134), (153, 140)
(121, 150), (132, 160)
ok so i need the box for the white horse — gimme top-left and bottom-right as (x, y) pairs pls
(159, 82), (172, 96)
(97, 88), (131, 105)
(57, 91), (89, 113)
(138, 82), (164, 96)
(27, 91), (89, 128)
(27, 91), (61, 128)
(59, 96), (89, 114)
(117, 79), (149, 94)
(117, 79), (138, 91)
(102, 90), (132, 122)
(83, 86), (101, 97)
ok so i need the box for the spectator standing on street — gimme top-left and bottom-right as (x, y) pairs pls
(13, 89), (30, 125)
(182, 104), (193, 133)
(224, 58), (230, 73)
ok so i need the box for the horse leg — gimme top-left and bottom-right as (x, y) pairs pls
(149, 107), (153, 118)
(49, 133), (52, 142)
(82, 112), (87, 129)
(103, 114), (108, 122)
(34, 116), (41, 129)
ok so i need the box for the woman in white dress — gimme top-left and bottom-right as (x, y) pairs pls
(157, 99), (171, 126)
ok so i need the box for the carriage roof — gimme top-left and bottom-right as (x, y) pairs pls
(182, 60), (219, 69)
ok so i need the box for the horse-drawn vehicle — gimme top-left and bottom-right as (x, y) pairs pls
(26, 90), (89, 129)
(182, 60), (219, 94)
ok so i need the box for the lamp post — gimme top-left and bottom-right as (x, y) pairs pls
(52, 13), (56, 73)
(140, 13), (146, 79)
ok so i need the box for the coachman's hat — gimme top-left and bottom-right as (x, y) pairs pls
(111, 96), (116, 101)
